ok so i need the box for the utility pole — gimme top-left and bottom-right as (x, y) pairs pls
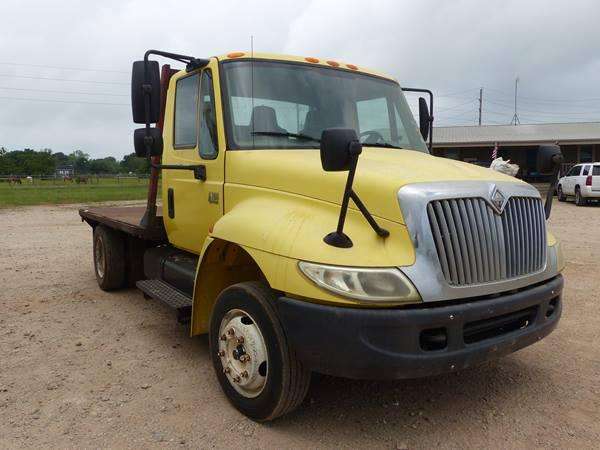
(511, 77), (520, 125)
(478, 88), (483, 126)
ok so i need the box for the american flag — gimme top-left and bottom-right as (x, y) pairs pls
(491, 142), (499, 160)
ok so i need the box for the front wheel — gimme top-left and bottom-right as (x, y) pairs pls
(209, 281), (310, 421)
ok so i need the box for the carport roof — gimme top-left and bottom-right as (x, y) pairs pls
(433, 122), (600, 147)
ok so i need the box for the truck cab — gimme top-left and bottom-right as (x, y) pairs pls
(80, 51), (565, 421)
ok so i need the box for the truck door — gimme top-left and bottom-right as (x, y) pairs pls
(162, 64), (223, 254)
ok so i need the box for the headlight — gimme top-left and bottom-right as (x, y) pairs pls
(298, 261), (420, 304)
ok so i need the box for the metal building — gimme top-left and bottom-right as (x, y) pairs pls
(433, 122), (600, 182)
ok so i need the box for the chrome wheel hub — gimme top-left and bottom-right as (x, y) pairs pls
(94, 238), (105, 278)
(218, 309), (268, 398)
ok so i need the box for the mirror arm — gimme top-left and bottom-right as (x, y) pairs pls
(349, 191), (390, 237)
(140, 49), (212, 165)
(544, 155), (563, 219)
(324, 149), (359, 248)
(402, 87), (434, 152)
(324, 141), (390, 248)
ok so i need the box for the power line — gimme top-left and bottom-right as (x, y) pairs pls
(0, 86), (128, 96)
(483, 86), (600, 104)
(0, 96), (128, 106)
(0, 74), (128, 85)
(436, 99), (477, 113)
(0, 61), (129, 74)
(484, 101), (600, 116)
(436, 87), (479, 98)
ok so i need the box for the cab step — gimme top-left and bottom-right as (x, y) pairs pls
(136, 279), (192, 324)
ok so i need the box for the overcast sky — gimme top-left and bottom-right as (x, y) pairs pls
(1, 0), (599, 158)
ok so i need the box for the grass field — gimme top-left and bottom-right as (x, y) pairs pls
(0, 177), (155, 206)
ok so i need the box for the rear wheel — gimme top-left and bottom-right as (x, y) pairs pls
(575, 187), (587, 206)
(93, 225), (126, 291)
(209, 281), (310, 421)
(557, 185), (566, 202)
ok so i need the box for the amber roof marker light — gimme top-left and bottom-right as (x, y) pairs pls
(227, 52), (245, 58)
(326, 60), (340, 67)
(346, 64), (359, 70)
(305, 57), (320, 63)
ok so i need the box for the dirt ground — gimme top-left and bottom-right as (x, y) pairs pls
(1, 200), (599, 449)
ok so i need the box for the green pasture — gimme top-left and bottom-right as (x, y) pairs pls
(0, 176), (155, 206)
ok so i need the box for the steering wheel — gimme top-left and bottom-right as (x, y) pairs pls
(359, 130), (385, 144)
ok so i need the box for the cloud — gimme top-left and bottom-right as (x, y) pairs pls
(1, 0), (599, 157)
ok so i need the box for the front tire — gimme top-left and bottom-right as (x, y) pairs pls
(93, 225), (126, 291)
(209, 281), (310, 421)
(575, 187), (587, 206)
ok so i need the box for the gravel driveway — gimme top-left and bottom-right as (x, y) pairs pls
(1, 200), (598, 449)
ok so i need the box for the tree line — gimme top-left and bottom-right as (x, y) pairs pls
(0, 147), (150, 176)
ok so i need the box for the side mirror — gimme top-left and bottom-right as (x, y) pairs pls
(320, 128), (388, 248)
(320, 128), (362, 172)
(134, 127), (163, 157)
(131, 60), (161, 124)
(418, 97), (430, 141)
(537, 144), (563, 173)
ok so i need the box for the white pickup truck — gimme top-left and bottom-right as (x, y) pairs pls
(557, 163), (600, 206)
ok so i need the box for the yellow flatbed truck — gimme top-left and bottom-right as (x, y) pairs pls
(80, 50), (565, 421)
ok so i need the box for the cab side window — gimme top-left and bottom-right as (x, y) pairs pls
(199, 70), (218, 159)
(582, 165), (591, 176)
(174, 74), (200, 148)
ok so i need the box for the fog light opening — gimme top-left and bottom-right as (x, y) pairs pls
(546, 298), (559, 318)
(420, 328), (448, 351)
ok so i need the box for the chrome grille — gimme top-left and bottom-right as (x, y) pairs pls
(427, 196), (546, 286)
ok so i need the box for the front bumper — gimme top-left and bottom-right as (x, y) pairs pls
(277, 275), (562, 380)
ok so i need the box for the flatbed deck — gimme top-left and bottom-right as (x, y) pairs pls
(79, 206), (167, 241)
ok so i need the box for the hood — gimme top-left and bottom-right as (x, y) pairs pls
(226, 147), (522, 224)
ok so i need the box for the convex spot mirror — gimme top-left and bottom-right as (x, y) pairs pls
(131, 60), (161, 124)
(134, 127), (163, 157)
(418, 97), (430, 141)
(320, 128), (362, 172)
(537, 144), (563, 173)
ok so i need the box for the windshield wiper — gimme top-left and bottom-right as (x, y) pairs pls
(251, 131), (320, 142)
(363, 142), (403, 149)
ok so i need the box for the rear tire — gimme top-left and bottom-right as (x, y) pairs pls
(575, 187), (587, 206)
(93, 225), (126, 291)
(209, 281), (311, 421)
(557, 185), (566, 202)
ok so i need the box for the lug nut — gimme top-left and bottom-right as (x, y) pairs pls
(220, 334), (227, 341)
(223, 367), (231, 374)
(217, 350), (225, 357)
(240, 355), (250, 363)
(233, 375), (241, 383)
(227, 328), (235, 336)
(241, 370), (249, 378)
(236, 336), (245, 344)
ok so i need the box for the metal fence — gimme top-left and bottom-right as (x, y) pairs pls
(0, 174), (150, 185)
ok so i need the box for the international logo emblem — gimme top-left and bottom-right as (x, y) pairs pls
(490, 186), (506, 214)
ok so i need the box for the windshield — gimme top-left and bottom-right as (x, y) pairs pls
(221, 60), (428, 152)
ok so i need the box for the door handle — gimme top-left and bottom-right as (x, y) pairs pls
(167, 188), (175, 219)
(194, 165), (207, 181)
